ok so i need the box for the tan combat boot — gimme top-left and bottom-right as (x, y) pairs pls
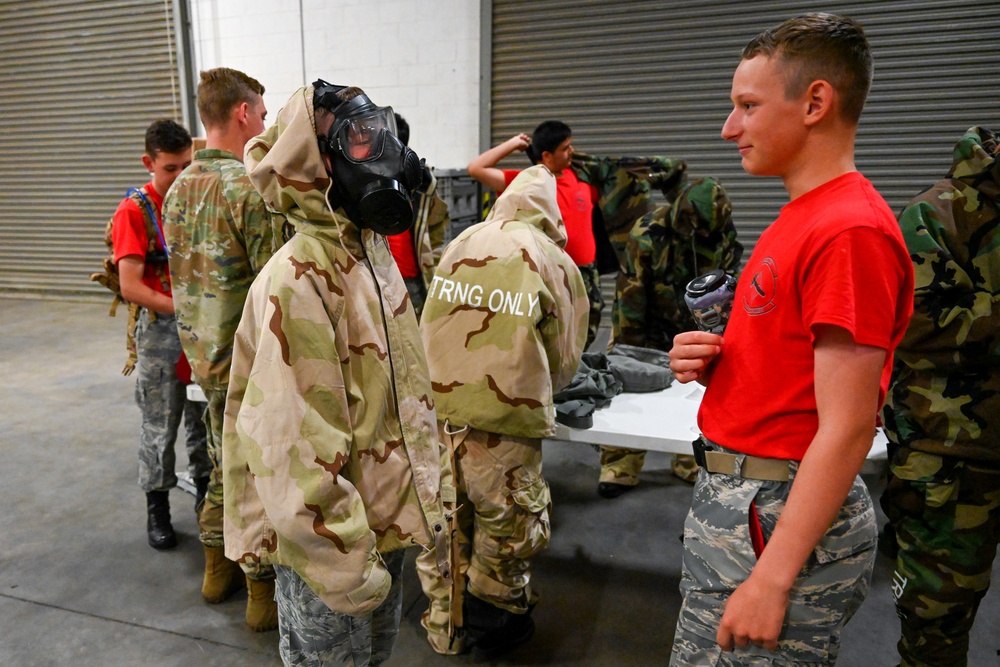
(246, 576), (279, 632)
(202, 545), (245, 603)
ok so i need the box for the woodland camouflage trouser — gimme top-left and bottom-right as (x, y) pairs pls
(881, 446), (1000, 667)
(670, 440), (876, 666)
(134, 310), (210, 492)
(416, 424), (551, 653)
(579, 262), (603, 350)
(274, 549), (406, 667)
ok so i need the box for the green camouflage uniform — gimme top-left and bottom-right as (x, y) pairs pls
(224, 86), (451, 636)
(163, 148), (290, 554)
(415, 165), (588, 653)
(880, 126), (1000, 667)
(671, 439), (876, 666)
(602, 177), (743, 487)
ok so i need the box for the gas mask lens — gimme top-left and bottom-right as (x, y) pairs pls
(339, 108), (397, 162)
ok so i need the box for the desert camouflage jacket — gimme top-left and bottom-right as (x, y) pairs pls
(223, 85), (450, 615)
(614, 177), (742, 351)
(163, 149), (290, 391)
(414, 170), (450, 288)
(883, 126), (1000, 461)
(421, 165), (588, 439)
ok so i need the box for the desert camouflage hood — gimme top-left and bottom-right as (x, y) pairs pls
(421, 165), (588, 439)
(486, 165), (567, 248)
(245, 85), (362, 246)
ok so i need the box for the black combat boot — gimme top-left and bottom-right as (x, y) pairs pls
(146, 490), (177, 550)
(463, 593), (535, 661)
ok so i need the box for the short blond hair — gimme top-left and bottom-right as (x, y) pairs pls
(196, 67), (265, 129)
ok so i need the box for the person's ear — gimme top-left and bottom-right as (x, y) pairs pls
(141, 154), (154, 172)
(234, 101), (249, 127)
(803, 80), (834, 126)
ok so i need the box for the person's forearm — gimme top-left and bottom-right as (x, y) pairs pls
(747, 424), (871, 592)
(122, 282), (174, 314)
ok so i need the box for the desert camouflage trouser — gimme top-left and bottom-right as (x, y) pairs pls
(416, 424), (551, 653)
(881, 446), (1000, 667)
(579, 262), (603, 350)
(134, 310), (210, 492)
(599, 447), (699, 486)
(274, 549), (405, 667)
(670, 440), (876, 666)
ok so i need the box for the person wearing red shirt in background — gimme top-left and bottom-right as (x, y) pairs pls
(667, 13), (913, 665)
(468, 121), (603, 348)
(111, 119), (210, 551)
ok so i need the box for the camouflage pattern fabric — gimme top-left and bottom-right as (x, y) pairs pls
(882, 446), (1000, 667)
(671, 439), (876, 666)
(420, 164), (589, 440)
(134, 310), (210, 492)
(163, 148), (290, 393)
(274, 549), (406, 667)
(163, 147), (290, 551)
(882, 126), (1000, 463)
(224, 85), (449, 617)
(579, 262), (603, 350)
(416, 424), (550, 653)
(415, 170), (450, 290)
(602, 177), (742, 487)
(880, 127), (1000, 666)
(572, 152), (686, 271)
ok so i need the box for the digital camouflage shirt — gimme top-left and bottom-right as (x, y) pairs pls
(224, 85), (450, 615)
(421, 165), (588, 439)
(883, 126), (1000, 462)
(613, 177), (742, 351)
(163, 148), (291, 391)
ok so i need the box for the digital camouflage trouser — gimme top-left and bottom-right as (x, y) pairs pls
(416, 424), (552, 654)
(670, 440), (876, 666)
(579, 262), (604, 350)
(881, 446), (1000, 667)
(134, 310), (210, 492)
(274, 548), (406, 667)
(599, 447), (699, 486)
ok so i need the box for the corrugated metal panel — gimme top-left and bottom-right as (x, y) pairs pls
(491, 0), (1000, 252)
(0, 0), (183, 299)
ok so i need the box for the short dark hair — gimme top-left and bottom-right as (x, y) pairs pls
(394, 112), (410, 147)
(197, 67), (265, 129)
(144, 119), (192, 158)
(743, 13), (873, 125)
(528, 120), (572, 164)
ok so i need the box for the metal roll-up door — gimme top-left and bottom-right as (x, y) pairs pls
(490, 0), (1000, 252)
(0, 0), (184, 300)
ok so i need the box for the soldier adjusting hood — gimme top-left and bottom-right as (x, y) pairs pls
(487, 165), (567, 248)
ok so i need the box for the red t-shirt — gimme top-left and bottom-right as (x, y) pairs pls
(111, 182), (171, 296)
(503, 168), (597, 266)
(698, 172), (914, 461)
(387, 229), (420, 279)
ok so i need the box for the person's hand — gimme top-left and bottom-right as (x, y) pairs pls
(716, 575), (789, 652)
(669, 330), (723, 384)
(508, 133), (530, 152)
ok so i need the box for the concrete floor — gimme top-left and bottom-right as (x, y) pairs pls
(1, 296), (997, 666)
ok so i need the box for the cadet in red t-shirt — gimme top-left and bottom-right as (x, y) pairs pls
(111, 119), (209, 553)
(667, 14), (914, 665)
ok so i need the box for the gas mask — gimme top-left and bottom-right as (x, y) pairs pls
(313, 79), (423, 236)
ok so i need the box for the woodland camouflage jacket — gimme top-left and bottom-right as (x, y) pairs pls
(883, 126), (1000, 461)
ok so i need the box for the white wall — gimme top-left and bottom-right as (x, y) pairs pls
(188, 0), (481, 170)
